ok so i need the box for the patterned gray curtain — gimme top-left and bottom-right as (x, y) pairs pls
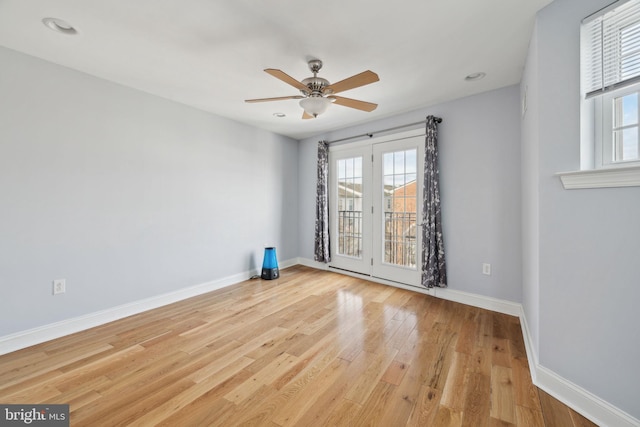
(421, 116), (447, 288)
(314, 140), (331, 263)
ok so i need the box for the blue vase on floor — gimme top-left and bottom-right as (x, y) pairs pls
(261, 247), (279, 280)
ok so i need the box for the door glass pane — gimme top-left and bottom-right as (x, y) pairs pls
(337, 157), (363, 258)
(383, 149), (418, 268)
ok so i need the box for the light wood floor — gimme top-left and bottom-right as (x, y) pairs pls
(0, 266), (597, 426)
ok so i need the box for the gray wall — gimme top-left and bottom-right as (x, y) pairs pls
(0, 46), (299, 336)
(299, 86), (523, 302)
(524, 0), (640, 418)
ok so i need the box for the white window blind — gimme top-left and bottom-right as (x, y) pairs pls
(582, 0), (640, 98)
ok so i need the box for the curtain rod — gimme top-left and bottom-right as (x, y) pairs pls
(327, 116), (442, 144)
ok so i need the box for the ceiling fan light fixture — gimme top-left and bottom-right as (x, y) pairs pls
(299, 96), (331, 118)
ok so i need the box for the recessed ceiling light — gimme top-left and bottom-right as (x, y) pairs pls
(42, 18), (77, 35)
(465, 72), (486, 82)
(273, 113), (286, 118)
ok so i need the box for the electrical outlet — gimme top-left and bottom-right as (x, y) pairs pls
(53, 279), (66, 295)
(482, 263), (491, 276)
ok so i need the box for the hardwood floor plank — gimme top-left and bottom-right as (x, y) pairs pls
(243, 331), (306, 374)
(386, 313), (417, 351)
(211, 384), (278, 427)
(569, 407), (600, 427)
(407, 385), (442, 426)
(321, 398), (362, 426)
(97, 349), (192, 394)
(45, 376), (110, 410)
(394, 327), (421, 365)
(0, 369), (64, 399)
(224, 353), (298, 403)
(156, 369), (253, 427)
(423, 323), (457, 390)
(511, 356), (541, 411)
(455, 318), (478, 355)
(377, 363), (424, 426)
(270, 358), (351, 426)
(491, 337), (512, 368)
(0, 266), (591, 426)
(53, 344), (147, 391)
(126, 356), (255, 426)
(515, 405), (545, 426)
(363, 315), (403, 354)
(461, 372), (491, 427)
(74, 377), (195, 426)
(159, 398), (235, 427)
(507, 320), (527, 360)
(344, 348), (398, 404)
(238, 338), (345, 425)
(469, 346), (492, 377)
(490, 365), (516, 424)
(476, 311), (494, 349)
(291, 351), (378, 427)
(440, 351), (471, 411)
(0, 350), (48, 372)
(380, 359), (409, 386)
(434, 404), (463, 427)
(0, 342), (113, 388)
(371, 284), (396, 303)
(1, 383), (60, 404)
(492, 313), (511, 340)
(353, 381), (397, 427)
(538, 389), (585, 427)
(269, 345), (324, 391)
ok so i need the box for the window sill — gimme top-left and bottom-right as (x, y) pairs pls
(557, 165), (640, 189)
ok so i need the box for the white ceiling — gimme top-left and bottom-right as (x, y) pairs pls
(0, 0), (553, 140)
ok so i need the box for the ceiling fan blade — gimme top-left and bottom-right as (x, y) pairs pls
(302, 111), (314, 119)
(245, 95), (304, 103)
(324, 70), (379, 94)
(331, 96), (377, 112)
(265, 69), (310, 93)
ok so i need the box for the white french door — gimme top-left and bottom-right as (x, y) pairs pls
(328, 147), (372, 275)
(372, 137), (423, 286)
(329, 132), (424, 286)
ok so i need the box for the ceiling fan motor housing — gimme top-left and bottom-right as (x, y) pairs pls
(301, 76), (330, 95)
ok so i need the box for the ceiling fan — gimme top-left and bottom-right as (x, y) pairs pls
(245, 59), (379, 119)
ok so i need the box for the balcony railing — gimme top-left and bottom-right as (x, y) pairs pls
(337, 210), (362, 258)
(336, 210), (417, 267)
(384, 212), (417, 268)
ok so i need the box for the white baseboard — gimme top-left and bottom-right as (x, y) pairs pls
(518, 307), (639, 427)
(433, 287), (522, 317)
(0, 258), (298, 356)
(535, 364), (639, 427)
(299, 258), (640, 427)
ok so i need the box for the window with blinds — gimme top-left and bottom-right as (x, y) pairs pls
(582, 0), (640, 167)
(582, 0), (640, 98)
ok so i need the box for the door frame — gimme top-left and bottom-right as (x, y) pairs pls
(328, 129), (425, 285)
